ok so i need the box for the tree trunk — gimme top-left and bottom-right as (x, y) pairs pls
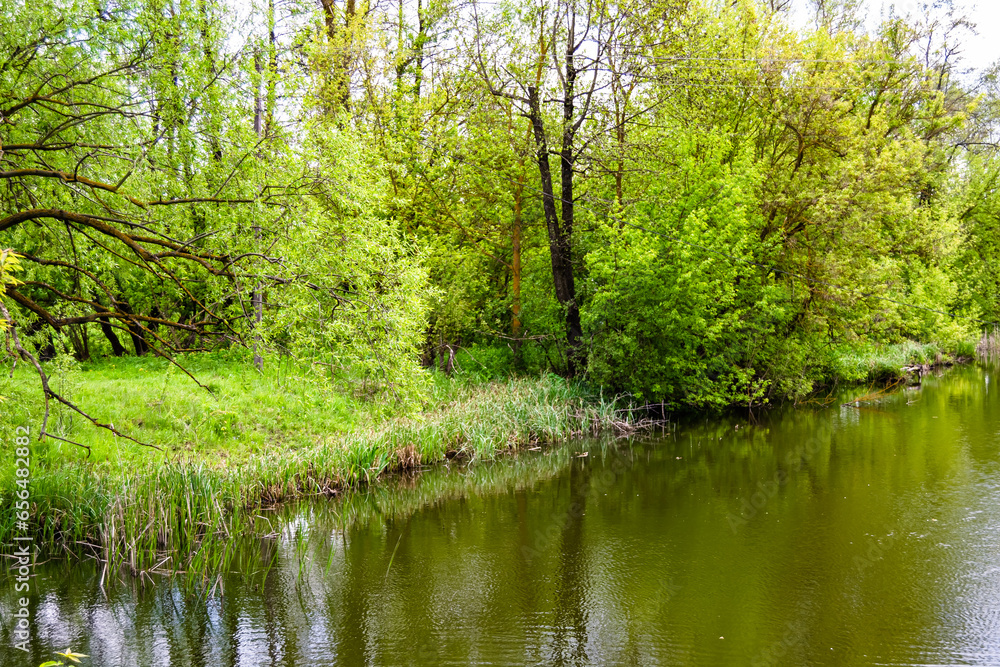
(97, 314), (128, 357)
(423, 325), (437, 368)
(526, 88), (580, 374)
(512, 178), (523, 338)
(559, 31), (583, 373)
(253, 50), (264, 372)
(320, 0), (354, 112)
(251, 6), (276, 373)
(116, 302), (148, 356)
(414, 0), (426, 100)
(24, 320), (57, 361)
(512, 176), (524, 368)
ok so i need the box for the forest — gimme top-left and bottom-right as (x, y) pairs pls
(3, 0), (1000, 425)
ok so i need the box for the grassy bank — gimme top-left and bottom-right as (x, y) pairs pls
(0, 337), (982, 576)
(0, 353), (633, 573)
(827, 339), (977, 386)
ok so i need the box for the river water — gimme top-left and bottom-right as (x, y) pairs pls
(3, 364), (1000, 666)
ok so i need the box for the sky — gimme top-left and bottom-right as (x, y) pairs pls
(790, 0), (1000, 73)
(230, 0), (1000, 74)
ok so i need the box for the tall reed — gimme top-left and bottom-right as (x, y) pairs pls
(977, 327), (1000, 360)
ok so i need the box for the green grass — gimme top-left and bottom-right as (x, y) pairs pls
(828, 339), (974, 385)
(0, 350), (370, 466)
(0, 352), (631, 575)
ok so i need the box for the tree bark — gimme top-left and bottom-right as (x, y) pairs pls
(559, 28), (583, 372)
(526, 83), (581, 372)
(116, 301), (148, 356)
(97, 313), (128, 357)
(511, 175), (524, 369)
(512, 178), (523, 338)
(319, 0), (354, 112)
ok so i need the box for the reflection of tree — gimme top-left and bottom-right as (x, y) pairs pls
(385, 522), (437, 663)
(263, 546), (291, 666)
(551, 461), (590, 665)
(513, 487), (542, 623)
(337, 530), (373, 665)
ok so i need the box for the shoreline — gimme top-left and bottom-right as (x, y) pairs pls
(0, 370), (647, 574)
(0, 343), (981, 574)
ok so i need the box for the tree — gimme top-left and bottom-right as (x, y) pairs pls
(578, 0), (978, 404)
(1, 0), (435, 446)
(472, 0), (617, 375)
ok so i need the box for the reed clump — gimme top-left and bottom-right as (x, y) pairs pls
(829, 339), (974, 385)
(976, 327), (1000, 360)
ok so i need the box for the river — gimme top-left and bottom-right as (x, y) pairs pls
(3, 363), (999, 666)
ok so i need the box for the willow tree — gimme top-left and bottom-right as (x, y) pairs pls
(0, 0), (273, 442)
(1, 0), (434, 448)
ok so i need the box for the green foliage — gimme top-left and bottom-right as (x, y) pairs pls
(256, 126), (431, 406)
(451, 344), (517, 381)
(584, 141), (785, 407)
(0, 0), (433, 410)
(0, 248), (21, 328)
(952, 151), (1000, 328)
(3, 0), (998, 426)
(2, 0), (999, 596)
(572, 3), (985, 406)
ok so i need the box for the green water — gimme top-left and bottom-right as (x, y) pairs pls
(3, 364), (1000, 666)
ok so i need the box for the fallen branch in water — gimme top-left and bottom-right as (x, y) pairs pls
(842, 377), (906, 407)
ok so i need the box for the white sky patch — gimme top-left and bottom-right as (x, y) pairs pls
(882, 0), (1000, 71)
(789, 0), (1000, 73)
(225, 0), (1000, 75)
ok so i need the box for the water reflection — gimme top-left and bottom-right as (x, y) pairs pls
(3, 365), (1000, 666)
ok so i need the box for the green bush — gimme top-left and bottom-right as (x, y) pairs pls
(452, 344), (515, 380)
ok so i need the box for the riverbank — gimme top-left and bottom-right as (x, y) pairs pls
(6, 355), (998, 667)
(825, 339), (975, 387)
(0, 354), (638, 573)
(0, 339), (978, 575)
